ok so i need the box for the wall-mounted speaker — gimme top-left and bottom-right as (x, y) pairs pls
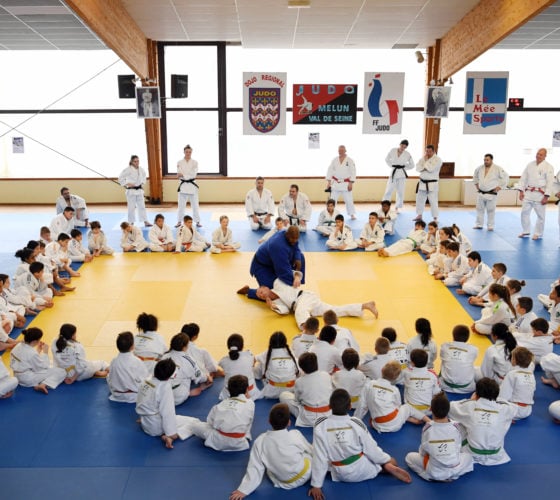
(118, 75), (136, 99)
(171, 75), (188, 98)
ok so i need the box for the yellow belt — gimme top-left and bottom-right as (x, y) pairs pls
(284, 457), (311, 484)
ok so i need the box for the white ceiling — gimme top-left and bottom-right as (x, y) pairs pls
(1, 0), (560, 50)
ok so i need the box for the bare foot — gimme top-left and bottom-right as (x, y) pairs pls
(45, 302), (54, 308)
(456, 289), (466, 295)
(64, 373), (78, 384)
(378, 249), (388, 257)
(384, 463), (412, 483)
(237, 285), (250, 295)
(94, 370), (109, 378)
(34, 384), (49, 395)
(69, 271), (81, 278)
(61, 278), (71, 284)
(161, 435), (174, 449)
(541, 376), (560, 389)
(61, 285), (75, 292)
(0, 390), (14, 399)
(25, 308), (38, 316)
(363, 301), (379, 319)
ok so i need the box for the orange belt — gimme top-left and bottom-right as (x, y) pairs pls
(303, 404), (330, 413)
(423, 454), (430, 469)
(373, 408), (399, 424)
(218, 430), (246, 438)
(137, 356), (159, 361)
(515, 402), (530, 407)
(248, 384), (254, 391)
(268, 379), (296, 388)
(331, 452), (363, 467)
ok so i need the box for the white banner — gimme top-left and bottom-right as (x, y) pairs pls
(363, 72), (404, 134)
(464, 72), (508, 134)
(243, 72), (286, 135)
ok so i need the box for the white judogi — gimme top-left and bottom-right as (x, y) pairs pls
(118, 165), (149, 224)
(279, 371), (332, 427)
(462, 262), (493, 295)
(161, 349), (206, 405)
(377, 206), (397, 235)
(190, 394), (255, 451)
(549, 302), (560, 332)
(415, 153), (443, 219)
(555, 169), (560, 239)
(259, 226), (282, 243)
(439, 341), (479, 393)
(292, 333), (316, 359)
(419, 229), (438, 255)
(49, 213), (74, 240)
(186, 342), (219, 378)
(511, 312), (538, 337)
(87, 230), (114, 255)
(354, 377), (424, 432)
(245, 187), (275, 230)
(326, 225), (357, 250)
(14, 270), (52, 305)
(315, 208), (340, 236)
(515, 334), (553, 363)
(407, 335), (438, 369)
(1, 288), (28, 316)
(443, 254), (470, 287)
(148, 223), (175, 251)
(107, 351), (149, 403)
(384, 228), (426, 257)
(326, 155), (356, 216)
(134, 331), (166, 373)
(388, 341), (408, 369)
(278, 192), (312, 230)
(406, 420), (473, 481)
(449, 397), (517, 465)
(383, 147), (414, 210)
(0, 361), (18, 397)
(332, 325), (359, 353)
(332, 368), (366, 408)
(218, 351), (262, 401)
(177, 157), (200, 225)
(359, 222), (385, 251)
(45, 241), (71, 270)
(51, 339), (108, 381)
(175, 224), (209, 252)
(10, 342), (66, 389)
(358, 353), (392, 381)
(311, 414), (390, 487)
(403, 366), (440, 414)
(455, 231), (472, 256)
(476, 340), (513, 383)
(56, 193), (89, 227)
(120, 226), (154, 252)
(541, 352), (560, 386)
(254, 348), (298, 399)
(476, 274), (511, 302)
(474, 299), (514, 335)
(310, 340), (342, 374)
(135, 376), (193, 439)
(236, 428), (313, 494)
(68, 238), (91, 262)
(473, 163), (509, 229)
(498, 365), (536, 419)
(210, 227), (241, 254)
(518, 158), (555, 237)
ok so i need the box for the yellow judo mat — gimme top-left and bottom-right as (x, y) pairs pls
(6, 251), (490, 370)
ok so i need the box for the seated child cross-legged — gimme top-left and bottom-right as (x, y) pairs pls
(439, 324), (479, 394)
(403, 349), (440, 415)
(332, 348), (367, 409)
(498, 346), (536, 420)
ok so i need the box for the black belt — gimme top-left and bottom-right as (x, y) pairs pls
(478, 189), (498, 195)
(417, 178), (438, 193)
(290, 290), (304, 312)
(127, 185), (142, 190)
(178, 178), (199, 192)
(254, 212), (268, 216)
(391, 165), (408, 180)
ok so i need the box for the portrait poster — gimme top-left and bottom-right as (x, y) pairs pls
(243, 72), (287, 135)
(424, 86), (451, 118)
(136, 87), (161, 119)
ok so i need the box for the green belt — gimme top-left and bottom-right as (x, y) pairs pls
(406, 237), (417, 249)
(332, 452), (363, 466)
(468, 444), (501, 455)
(442, 378), (472, 389)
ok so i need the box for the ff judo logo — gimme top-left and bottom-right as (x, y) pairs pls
(464, 71), (508, 135)
(363, 72), (404, 134)
(248, 87), (280, 133)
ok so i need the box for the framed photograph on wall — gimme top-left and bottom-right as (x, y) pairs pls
(136, 87), (161, 119)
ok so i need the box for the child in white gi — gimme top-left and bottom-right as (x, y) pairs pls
(439, 324), (479, 394)
(87, 221), (114, 256)
(230, 403), (313, 498)
(10, 327), (66, 394)
(476, 323), (517, 383)
(161, 332), (212, 405)
(326, 214), (357, 251)
(472, 284), (516, 335)
(359, 337), (392, 380)
(403, 349), (440, 414)
(510, 297), (538, 336)
(436, 242), (470, 287)
(541, 350), (560, 389)
(309, 389), (411, 500)
(254, 331), (299, 399)
(378, 220), (426, 257)
(45, 233), (81, 277)
(498, 346), (535, 419)
(407, 317), (438, 369)
(52, 323), (109, 383)
(452, 224), (472, 256)
(107, 331), (149, 403)
(420, 220), (438, 255)
(218, 333), (261, 400)
(332, 348), (366, 409)
(457, 251), (492, 296)
(210, 215), (241, 254)
(148, 213), (175, 252)
(0, 357), (18, 398)
(174, 215), (210, 252)
(134, 312), (167, 372)
(309, 326), (342, 374)
(314, 198), (339, 236)
(378, 200), (397, 235)
(468, 262), (509, 306)
(279, 352), (332, 427)
(406, 392), (473, 481)
(354, 361), (428, 433)
(15, 261), (54, 309)
(382, 327), (408, 370)
(120, 222), (158, 252)
(515, 317), (553, 363)
(548, 285), (560, 343)
(68, 229), (93, 263)
(356, 212), (385, 251)
(449, 377), (517, 465)
(188, 375), (255, 451)
(507, 279), (525, 309)
(292, 317), (319, 359)
(181, 322), (224, 378)
(258, 217), (284, 244)
(427, 240), (451, 276)
(323, 309), (360, 353)
(136, 358), (194, 449)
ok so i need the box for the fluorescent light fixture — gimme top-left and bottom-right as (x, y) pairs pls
(288, 0), (311, 8)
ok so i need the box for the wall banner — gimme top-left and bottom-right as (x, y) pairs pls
(464, 72), (509, 134)
(292, 84), (357, 125)
(363, 72), (404, 134)
(243, 72), (286, 135)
